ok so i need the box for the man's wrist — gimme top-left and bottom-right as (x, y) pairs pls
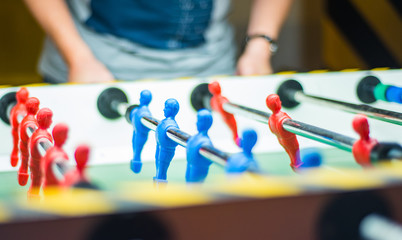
(243, 37), (273, 59)
(65, 45), (96, 67)
(245, 34), (278, 54)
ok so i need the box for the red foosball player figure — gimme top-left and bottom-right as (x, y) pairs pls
(18, 97), (40, 186)
(28, 108), (53, 199)
(10, 87), (29, 167)
(42, 123), (69, 194)
(64, 144), (95, 189)
(208, 81), (240, 146)
(266, 94), (302, 171)
(352, 114), (378, 167)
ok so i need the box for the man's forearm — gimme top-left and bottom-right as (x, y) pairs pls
(23, 0), (94, 66)
(247, 0), (294, 39)
(236, 0), (294, 75)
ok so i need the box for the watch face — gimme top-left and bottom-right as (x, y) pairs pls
(270, 43), (278, 54)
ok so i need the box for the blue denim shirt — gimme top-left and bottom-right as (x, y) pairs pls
(85, 0), (213, 49)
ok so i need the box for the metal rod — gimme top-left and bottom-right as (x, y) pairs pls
(293, 91), (402, 126)
(27, 126), (70, 177)
(114, 101), (130, 117)
(223, 102), (356, 152)
(140, 116), (230, 167)
(388, 148), (402, 160)
(360, 214), (402, 240)
(27, 126), (52, 154)
(52, 159), (71, 181)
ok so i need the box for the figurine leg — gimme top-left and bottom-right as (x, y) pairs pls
(280, 137), (302, 169)
(130, 132), (148, 174)
(18, 141), (29, 186)
(18, 154), (29, 186)
(28, 161), (42, 199)
(154, 148), (175, 181)
(223, 115), (239, 146)
(185, 165), (209, 183)
(11, 127), (19, 167)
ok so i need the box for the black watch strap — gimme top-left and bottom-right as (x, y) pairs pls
(245, 34), (278, 54)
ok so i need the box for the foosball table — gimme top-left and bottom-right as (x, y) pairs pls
(0, 69), (401, 240)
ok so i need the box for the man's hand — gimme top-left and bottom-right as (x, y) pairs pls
(236, 38), (273, 76)
(24, 0), (114, 83)
(237, 0), (293, 76)
(68, 56), (114, 83)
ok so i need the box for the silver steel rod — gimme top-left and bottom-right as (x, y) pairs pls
(223, 102), (356, 152)
(199, 146), (229, 166)
(27, 126), (52, 154)
(141, 116), (230, 166)
(115, 101), (130, 117)
(293, 91), (402, 126)
(27, 126), (70, 177)
(360, 214), (402, 240)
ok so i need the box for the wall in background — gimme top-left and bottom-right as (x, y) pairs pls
(0, 0), (44, 85)
(323, 0), (402, 70)
(229, 0), (325, 72)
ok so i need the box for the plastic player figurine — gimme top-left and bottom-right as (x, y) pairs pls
(299, 148), (323, 168)
(226, 129), (260, 174)
(42, 123), (69, 193)
(208, 81), (240, 146)
(64, 144), (96, 189)
(130, 90), (152, 174)
(266, 94), (302, 171)
(185, 109), (213, 183)
(352, 114), (378, 167)
(18, 97), (40, 186)
(10, 87), (29, 167)
(154, 98), (180, 182)
(28, 108), (53, 199)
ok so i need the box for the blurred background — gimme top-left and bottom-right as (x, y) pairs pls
(0, 0), (401, 86)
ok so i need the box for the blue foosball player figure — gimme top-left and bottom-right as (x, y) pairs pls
(154, 98), (180, 182)
(300, 148), (323, 168)
(226, 129), (260, 174)
(130, 90), (152, 174)
(185, 109), (214, 183)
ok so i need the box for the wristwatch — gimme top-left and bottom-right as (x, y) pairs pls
(245, 34), (278, 54)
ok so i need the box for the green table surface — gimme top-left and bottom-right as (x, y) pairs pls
(0, 148), (359, 200)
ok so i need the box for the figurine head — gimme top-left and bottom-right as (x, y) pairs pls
(75, 144), (90, 172)
(196, 109), (213, 133)
(16, 87), (29, 103)
(353, 114), (370, 139)
(163, 98), (179, 118)
(266, 94), (282, 113)
(139, 90), (152, 106)
(25, 97), (40, 115)
(52, 123), (69, 147)
(208, 81), (221, 95)
(36, 108), (53, 129)
(241, 129), (257, 154)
